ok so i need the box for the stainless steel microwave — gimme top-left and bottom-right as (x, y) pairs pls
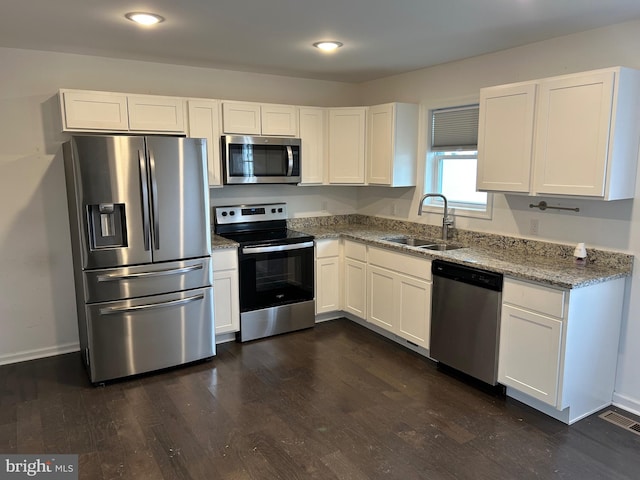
(221, 135), (301, 184)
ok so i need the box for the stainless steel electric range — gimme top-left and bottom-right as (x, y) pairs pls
(213, 203), (315, 342)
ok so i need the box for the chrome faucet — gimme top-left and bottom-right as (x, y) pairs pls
(418, 193), (453, 241)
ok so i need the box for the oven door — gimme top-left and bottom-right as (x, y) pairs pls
(238, 241), (314, 312)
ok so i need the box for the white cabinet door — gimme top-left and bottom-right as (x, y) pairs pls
(344, 258), (366, 319)
(316, 257), (341, 314)
(533, 71), (614, 197)
(212, 249), (240, 335)
(499, 304), (563, 406)
(213, 268), (240, 334)
(397, 273), (431, 349)
(299, 107), (326, 184)
(60, 90), (129, 131)
(367, 265), (396, 331)
(328, 108), (366, 184)
(127, 95), (185, 133)
(188, 99), (222, 186)
(477, 83), (537, 193)
(222, 102), (261, 134)
(367, 103), (418, 186)
(261, 105), (298, 136)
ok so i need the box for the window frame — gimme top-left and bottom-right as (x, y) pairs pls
(423, 102), (493, 220)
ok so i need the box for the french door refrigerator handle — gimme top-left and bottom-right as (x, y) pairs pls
(148, 148), (160, 249)
(286, 146), (294, 176)
(96, 263), (204, 282)
(138, 150), (152, 251)
(99, 293), (205, 315)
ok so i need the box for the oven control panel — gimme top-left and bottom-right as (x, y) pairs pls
(214, 202), (287, 225)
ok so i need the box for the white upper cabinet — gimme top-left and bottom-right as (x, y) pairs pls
(59, 89), (186, 134)
(60, 89), (129, 131)
(477, 83), (536, 193)
(127, 95), (185, 133)
(222, 101), (298, 136)
(366, 103), (419, 187)
(298, 107), (327, 184)
(477, 67), (640, 200)
(187, 99), (222, 186)
(328, 107), (367, 184)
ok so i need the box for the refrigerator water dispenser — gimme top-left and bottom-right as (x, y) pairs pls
(88, 203), (127, 249)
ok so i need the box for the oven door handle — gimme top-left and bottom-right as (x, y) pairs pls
(242, 241), (314, 255)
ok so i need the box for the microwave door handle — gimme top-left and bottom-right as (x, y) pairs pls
(148, 148), (160, 250)
(138, 150), (151, 251)
(286, 146), (294, 176)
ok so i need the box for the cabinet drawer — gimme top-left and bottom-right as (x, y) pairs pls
(212, 248), (238, 271)
(344, 240), (366, 261)
(316, 239), (340, 258)
(368, 246), (430, 280)
(503, 278), (565, 318)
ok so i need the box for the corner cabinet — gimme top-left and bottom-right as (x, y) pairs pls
(499, 277), (625, 424)
(367, 247), (431, 349)
(328, 107), (367, 184)
(366, 103), (419, 187)
(222, 101), (298, 136)
(212, 249), (240, 335)
(59, 89), (186, 134)
(187, 99), (223, 186)
(477, 67), (640, 200)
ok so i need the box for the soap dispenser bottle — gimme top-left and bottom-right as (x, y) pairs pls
(573, 242), (588, 267)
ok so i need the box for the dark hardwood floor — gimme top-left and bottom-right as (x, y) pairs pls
(1, 318), (639, 479)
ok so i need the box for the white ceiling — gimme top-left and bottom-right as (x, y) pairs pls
(2, 0), (640, 83)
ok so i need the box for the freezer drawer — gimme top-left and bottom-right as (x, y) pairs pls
(83, 257), (212, 303)
(84, 286), (214, 383)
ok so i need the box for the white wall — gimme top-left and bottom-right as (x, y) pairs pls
(358, 18), (640, 414)
(0, 46), (360, 365)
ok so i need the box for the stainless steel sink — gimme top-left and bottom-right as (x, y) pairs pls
(420, 243), (465, 251)
(383, 236), (465, 251)
(384, 236), (433, 247)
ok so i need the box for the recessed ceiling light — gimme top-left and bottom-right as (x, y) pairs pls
(313, 41), (343, 52)
(125, 12), (165, 26)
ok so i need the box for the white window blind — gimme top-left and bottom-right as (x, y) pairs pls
(431, 105), (479, 151)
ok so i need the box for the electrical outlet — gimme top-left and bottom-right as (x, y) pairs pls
(530, 218), (540, 236)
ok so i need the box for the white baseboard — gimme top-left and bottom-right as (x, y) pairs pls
(0, 342), (80, 366)
(612, 392), (640, 417)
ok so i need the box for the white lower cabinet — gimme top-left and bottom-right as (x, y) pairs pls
(212, 249), (240, 335)
(499, 304), (563, 405)
(315, 239), (342, 314)
(366, 247), (431, 349)
(499, 277), (625, 424)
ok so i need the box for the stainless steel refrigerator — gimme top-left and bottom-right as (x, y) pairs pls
(63, 135), (215, 383)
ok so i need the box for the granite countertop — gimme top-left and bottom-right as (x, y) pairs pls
(292, 224), (632, 289)
(210, 218), (632, 289)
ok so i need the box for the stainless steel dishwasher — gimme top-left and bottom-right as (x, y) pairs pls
(430, 260), (503, 385)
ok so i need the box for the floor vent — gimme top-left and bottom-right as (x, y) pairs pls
(599, 410), (640, 436)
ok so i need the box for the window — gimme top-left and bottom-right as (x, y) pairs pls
(424, 104), (492, 218)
